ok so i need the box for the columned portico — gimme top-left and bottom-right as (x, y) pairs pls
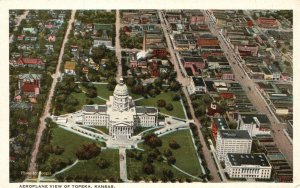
(81, 77), (158, 140)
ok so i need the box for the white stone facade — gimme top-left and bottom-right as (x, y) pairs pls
(238, 113), (271, 137)
(216, 130), (252, 161)
(225, 153), (272, 179)
(82, 78), (158, 139)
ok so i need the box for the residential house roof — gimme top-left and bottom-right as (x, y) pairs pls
(64, 61), (76, 70)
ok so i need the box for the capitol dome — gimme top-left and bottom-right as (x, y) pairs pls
(113, 78), (128, 96)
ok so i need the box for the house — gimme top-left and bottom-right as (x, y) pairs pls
(17, 35), (25, 41)
(22, 27), (38, 35)
(64, 61), (76, 75)
(18, 73), (42, 96)
(45, 45), (54, 53)
(82, 67), (89, 74)
(11, 58), (45, 69)
(93, 39), (113, 48)
(47, 35), (56, 42)
(188, 76), (207, 94)
(237, 113), (271, 137)
(10, 101), (32, 110)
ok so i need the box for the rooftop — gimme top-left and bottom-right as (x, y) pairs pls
(136, 106), (157, 114)
(64, 61), (76, 70)
(219, 129), (251, 139)
(227, 153), (271, 167)
(240, 113), (271, 125)
(213, 117), (229, 130)
(192, 76), (205, 87)
(83, 105), (107, 113)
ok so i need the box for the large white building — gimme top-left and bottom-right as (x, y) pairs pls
(237, 113), (271, 137)
(82, 78), (158, 139)
(216, 129), (252, 161)
(225, 153), (272, 179)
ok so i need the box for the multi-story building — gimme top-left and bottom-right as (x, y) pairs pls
(237, 113), (271, 137)
(188, 76), (207, 94)
(81, 78), (158, 139)
(211, 117), (229, 141)
(225, 153), (272, 179)
(216, 129), (252, 161)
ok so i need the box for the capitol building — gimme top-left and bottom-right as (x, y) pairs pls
(81, 78), (158, 139)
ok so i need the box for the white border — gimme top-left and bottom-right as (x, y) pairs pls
(0, 0), (298, 187)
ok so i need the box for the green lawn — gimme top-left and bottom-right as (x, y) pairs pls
(135, 92), (185, 119)
(127, 152), (193, 181)
(58, 149), (119, 179)
(72, 92), (106, 107)
(94, 126), (110, 135)
(47, 127), (105, 162)
(128, 129), (202, 181)
(133, 126), (154, 136)
(93, 84), (113, 100)
(158, 129), (202, 176)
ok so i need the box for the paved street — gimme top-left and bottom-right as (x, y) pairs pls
(27, 10), (77, 178)
(115, 10), (122, 81)
(158, 10), (221, 182)
(119, 148), (128, 181)
(203, 10), (293, 166)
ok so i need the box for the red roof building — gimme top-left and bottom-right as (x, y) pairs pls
(149, 59), (161, 77)
(190, 15), (205, 25)
(257, 17), (279, 28)
(197, 38), (219, 47)
(22, 83), (40, 95)
(236, 45), (259, 57)
(219, 92), (235, 99)
(14, 58), (45, 68)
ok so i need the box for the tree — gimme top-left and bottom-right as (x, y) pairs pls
(169, 140), (180, 149)
(167, 156), (176, 165)
(154, 78), (163, 88)
(144, 134), (162, 148)
(157, 99), (166, 107)
(172, 94), (180, 101)
(202, 94), (212, 104)
(149, 89), (156, 97)
(97, 158), (110, 169)
(143, 162), (155, 174)
(162, 169), (174, 180)
(131, 84), (144, 94)
(125, 77), (136, 87)
(76, 143), (101, 160)
(165, 103), (174, 111)
(194, 106), (206, 117)
(169, 81), (181, 91)
(86, 88), (97, 98)
(164, 149), (173, 157)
